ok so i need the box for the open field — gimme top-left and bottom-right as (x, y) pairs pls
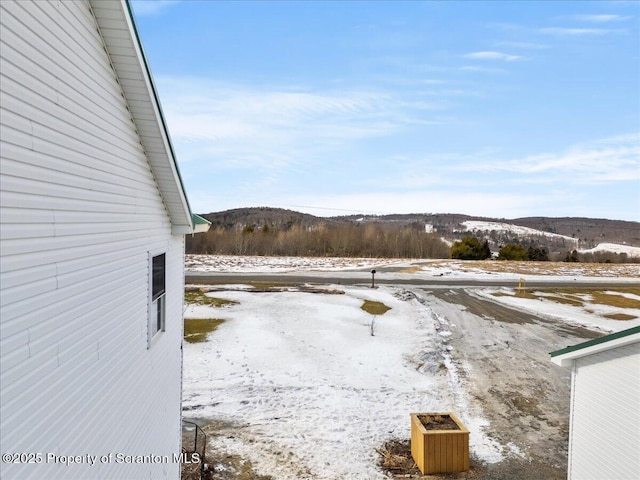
(416, 260), (640, 278)
(186, 255), (640, 279)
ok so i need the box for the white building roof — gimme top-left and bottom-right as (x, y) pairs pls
(89, 0), (194, 234)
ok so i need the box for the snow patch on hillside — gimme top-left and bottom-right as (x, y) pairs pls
(461, 221), (578, 244)
(578, 242), (640, 258)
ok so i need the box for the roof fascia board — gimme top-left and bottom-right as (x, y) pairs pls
(121, 0), (193, 230)
(89, 0), (193, 233)
(551, 327), (640, 366)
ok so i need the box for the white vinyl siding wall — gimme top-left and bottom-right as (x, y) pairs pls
(568, 343), (640, 480)
(0, 1), (183, 479)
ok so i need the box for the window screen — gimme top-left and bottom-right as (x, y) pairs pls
(152, 253), (166, 301)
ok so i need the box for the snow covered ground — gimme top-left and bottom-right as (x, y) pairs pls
(183, 286), (504, 479)
(186, 254), (640, 281)
(186, 254), (394, 273)
(182, 255), (639, 479)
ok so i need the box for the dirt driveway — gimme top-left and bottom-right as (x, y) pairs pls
(408, 288), (601, 479)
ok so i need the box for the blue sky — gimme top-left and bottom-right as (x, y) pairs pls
(131, 1), (639, 221)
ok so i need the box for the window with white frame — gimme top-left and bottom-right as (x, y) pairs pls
(149, 253), (166, 345)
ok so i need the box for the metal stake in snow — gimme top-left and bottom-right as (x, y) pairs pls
(371, 269), (376, 288)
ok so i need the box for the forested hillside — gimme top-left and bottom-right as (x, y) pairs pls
(186, 208), (640, 260)
(187, 219), (450, 258)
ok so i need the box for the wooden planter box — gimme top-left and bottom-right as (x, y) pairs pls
(410, 412), (469, 474)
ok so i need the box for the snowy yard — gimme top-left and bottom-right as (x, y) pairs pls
(182, 256), (639, 479)
(184, 286), (459, 479)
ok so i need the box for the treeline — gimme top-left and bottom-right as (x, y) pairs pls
(562, 249), (638, 264)
(186, 222), (451, 258)
(450, 237), (553, 261)
(450, 237), (637, 263)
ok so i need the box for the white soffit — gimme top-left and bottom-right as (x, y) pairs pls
(89, 0), (193, 234)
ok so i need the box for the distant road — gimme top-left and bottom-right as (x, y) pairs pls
(185, 272), (635, 289)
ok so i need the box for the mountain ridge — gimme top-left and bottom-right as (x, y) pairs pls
(198, 207), (640, 249)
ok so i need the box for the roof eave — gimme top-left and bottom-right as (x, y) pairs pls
(191, 214), (211, 234)
(550, 326), (640, 366)
(89, 0), (194, 234)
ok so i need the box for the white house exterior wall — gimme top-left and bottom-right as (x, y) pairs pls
(1, 1), (183, 479)
(568, 342), (640, 480)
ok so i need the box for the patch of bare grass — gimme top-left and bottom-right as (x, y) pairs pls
(603, 313), (637, 321)
(515, 290), (538, 300)
(185, 290), (239, 307)
(492, 290), (538, 300)
(544, 295), (584, 307)
(506, 287), (640, 310)
(537, 288), (640, 308)
(399, 265), (424, 273)
(361, 300), (391, 315)
(184, 318), (225, 343)
(591, 291), (640, 309)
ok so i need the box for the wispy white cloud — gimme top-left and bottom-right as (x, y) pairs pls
(539, 27), (623, 36)
(157, 76), (445, 175)
(465, 133), (640, 185)
(484, 22), (524, 32)
(459, 65), (506, 74)
(131, 0), (180, 17)
(163, 83), (387, 141)
(564, 14), (632, 23)
(496, 41), (550, 50)
(485, 19), (627, 39)
(463, 51), (521, 61)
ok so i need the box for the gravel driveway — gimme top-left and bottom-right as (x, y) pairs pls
(403, 287), (601, 479)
